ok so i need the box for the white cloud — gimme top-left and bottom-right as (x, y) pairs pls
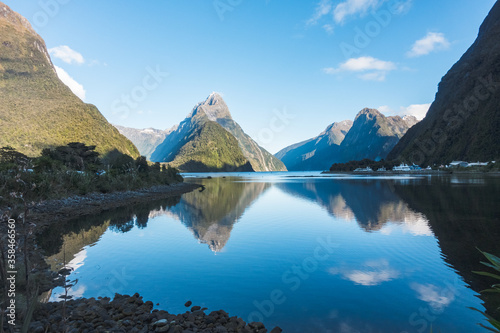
(307, 0), (412, 35)
(307, 0), (333, 25)
(48, 45), (85, 65)
(380, 215), (434, 236)
(330, 259), (400, 286)
(50, 284), (86, 302)
(378, 103), (431, 120)
(324, 56), (396, 81)
(54, 66), (86, 101)
(407, 32), (450, 57)
(333, 0), (381, 24)
(402, 216), (433, 236)
(378, 105), (393, 114)
(411, 283), (455, 311)
(400, 103), (431, 120)
(343, 269), (397, 286)
(323, 24), (334, 35)
(333, 56), (396, 72)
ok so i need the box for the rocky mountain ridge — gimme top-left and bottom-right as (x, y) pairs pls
(276, 108), (418, 170)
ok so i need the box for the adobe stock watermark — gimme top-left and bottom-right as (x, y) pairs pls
(32, 0), (72, 29)
(213, 0), (271, 22)
(256, 107), (295, 145)
(112, 66), (169, 120)
(400, 277), (462, 333)
(339, 0), (409, 59)
(213, 0), (244, 21)
(96, 267), (135, 298)
(6, 218), (17, 326)
(408, 73), (499, 166)
(247, 236), (339, 323)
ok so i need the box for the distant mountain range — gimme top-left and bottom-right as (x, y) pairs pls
(388, 1), (500, 164)
(4, 0), (496, 169)
(276, 109), (418, 170)
(0, 2), (139, 158)
(276, 120), (353, 171)
(114, 125), (176, 160)
(145, 93), (286, 172)
(122, 101), (419, 172)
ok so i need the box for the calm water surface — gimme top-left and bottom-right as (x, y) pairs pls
(40, 172), (500, 332)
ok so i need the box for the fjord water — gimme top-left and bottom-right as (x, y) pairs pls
(41, 173), (500, 332)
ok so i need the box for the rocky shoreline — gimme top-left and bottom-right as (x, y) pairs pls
(27, 182), (202, 229)
(30, 294), (282, 333)
(6, 182), (281, 333)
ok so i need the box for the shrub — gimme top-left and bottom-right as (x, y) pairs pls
(0, 146), (184, 211)
(470, 250), (500, 332)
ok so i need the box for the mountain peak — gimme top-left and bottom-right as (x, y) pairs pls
(189, 92), (232, 121)
(205, 92), (224, 106)
(154, 93), (287, 171)
(355, 108), (383, 121)
(320, 120), (353, 137)
(0, 2), (139, 158)
(0, 2), (54, 73)
(402, 115), (418, 128)
(0, 2), (36, 35)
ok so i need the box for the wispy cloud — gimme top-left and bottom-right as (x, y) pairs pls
(358, 71), (387, 81)
(323, 56), (396, 81)
(333, 0), (381, 24)
(323, 24), (334, 35)
(54, 66), (86, 101)
(391, 0), (413, 15)
(407, 32), (450, 57)
(49, 45), (85, 65)
(307, 0), (413, 34)
(307, 0), (333, 25)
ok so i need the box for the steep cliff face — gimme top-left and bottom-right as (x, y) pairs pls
(151, 93), (287, 171)
(388, 2), (500, 164)
(0, 2), (139, 158)
(275, 120), (353, 171)
(339, 108), (416, 162)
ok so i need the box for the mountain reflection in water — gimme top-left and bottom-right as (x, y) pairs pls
(40, 173), (500, 332)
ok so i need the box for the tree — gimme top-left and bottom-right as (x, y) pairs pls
(135, 156), (149, 173)
(42, 142), (100, 171)
(0, 146), (29, 167)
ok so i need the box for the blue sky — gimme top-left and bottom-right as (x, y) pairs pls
(4, 0), (497, 153)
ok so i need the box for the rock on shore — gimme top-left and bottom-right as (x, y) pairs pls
(30, 293), (283, 333)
